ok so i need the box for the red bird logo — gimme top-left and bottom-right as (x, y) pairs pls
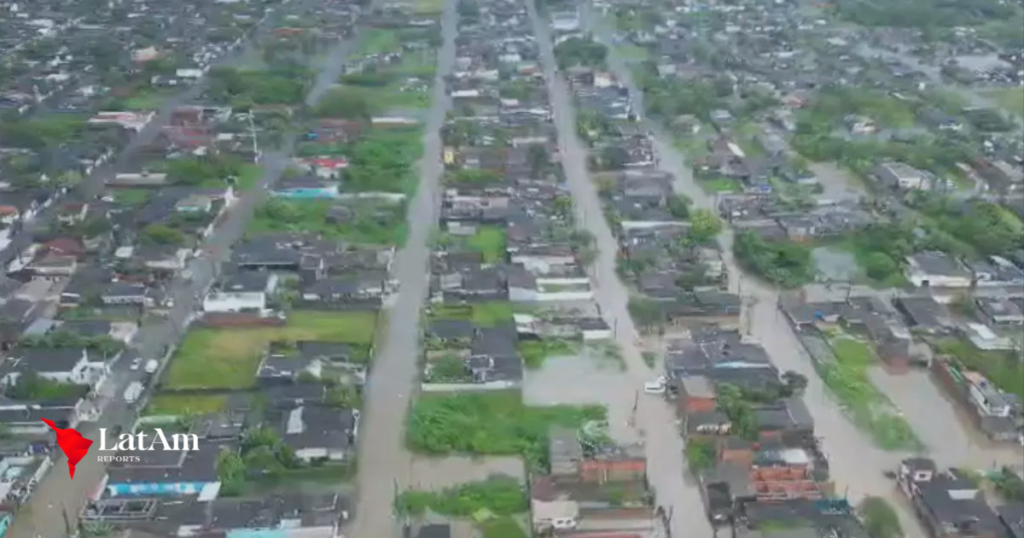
(41, 419), (93, 479)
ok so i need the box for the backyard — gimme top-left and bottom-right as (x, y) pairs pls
(985, 87), (1024, 117)
(821, 334), (921, 450)
(467, 226), (508, 263)
(251, 198), (408, 246)
(161, 311), (378, 390)
(405, 391), (605, 471)
(429, 301), (515, 327)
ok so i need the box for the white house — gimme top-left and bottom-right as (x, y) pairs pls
(904, 251), (972, 288)
(0, 348), (109, 389)
(203, 272), (278, 313)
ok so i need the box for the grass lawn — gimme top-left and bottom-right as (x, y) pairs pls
(122, 89), (171, 111)
(163, 311), (378, 390)
(934, 338), (1023, 399)
(616, 43), (649, 62)
(467, 226), (507, 263)
(430, 301), (514, 327)
(823, 336), (921, 450)
(701, 177), (743, 193)
(144, 394), (228, 416)
(113, 188), (153, 206)
(480, 518), (529, 538)
(252, 199), (408, 246)
(985, 87), (1024, 117)
(406, 391), (605, 470)
(358, 29), (401, 55)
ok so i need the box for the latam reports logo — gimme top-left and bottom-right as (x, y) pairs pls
(42, 419), (199, 479)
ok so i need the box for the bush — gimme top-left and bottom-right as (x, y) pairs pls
(406, 392), (605, 470)
(684, 438), (716, 472)
(732, 230), (814, 288)
(395, 478), (527, 517)
(859, 496), (903, 538)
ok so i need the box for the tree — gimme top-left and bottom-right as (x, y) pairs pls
(863, 251), (899, 282)
(859, 496), (903, 538)
(325, 383), (361, 408)
(781, 370), (809, 397)
(142, 224), (184, 246)
(216, 449), (247, 496)
(244, 444), (285, 478)
(684, 438), (717, 472)
(314, 88), (378, 120)
(716, 383), (758, 440)
(667, 195), (691, 219)
(689, 209), (723, 244)
(241, 426), (281, 453)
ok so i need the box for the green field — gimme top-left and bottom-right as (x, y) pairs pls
(145, 394), (228, 416)
(163, 311), (378, 390)
(986, 87), (1024, 117)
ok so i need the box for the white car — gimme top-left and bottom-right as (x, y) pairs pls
(130, 358), (143, 371)
(644, 375), (667, 394)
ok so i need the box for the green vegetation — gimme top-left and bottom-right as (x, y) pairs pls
(480, 518), (529, 538)
(553, 37), (608, 70)
(429, 302), (514, 327)
(6, 371), (87, 402)
(344, 128), (425, 194)
(518, 339), (580, 369)
(206, 65), (312, 106)
(833, 0), (1018, 32)
(913, 198), (1023, 259)
(700, 177), (743, 193)
(252, 199), (408, 246)
(466, 226), (508, 263)
(986, 87), (1024, 117)
(733, 230), (815, 288)
(406, 392), (605, 470)
(642, 351), (657, 368)
(121, 88), (172, 110)
(935, 339), (1023, 399)
(990, 466), (1024, 502)
(163, 311), (377, 390)
(358, 29), (402, 55)
(0, 115), (87, 150)
(395, 478), (527, 517)
(821, 336), (920, 450)
(145, 395), (228, 416)
(858, 496), (904, 538)
(166, 154), (260, 189)
(684, 438), (717, 473)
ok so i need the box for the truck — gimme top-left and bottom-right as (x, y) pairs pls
(144, 359), (159, 374)
(123, 382), (144, 404)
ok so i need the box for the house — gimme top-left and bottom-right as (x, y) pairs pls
(0, 348), (109, 388)
(975, 297), (1024, 326)
(904, 252), (972, 288)
(278, 405), (358, 462)
(100, 283), (152, 307)
(898, 458), (1002, 538)
(203, 272), (278, 313)
(875, 162), (931, 191)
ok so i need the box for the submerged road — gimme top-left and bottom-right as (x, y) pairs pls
(346, 1), (458, 537)
(528, 3), (714, 538)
